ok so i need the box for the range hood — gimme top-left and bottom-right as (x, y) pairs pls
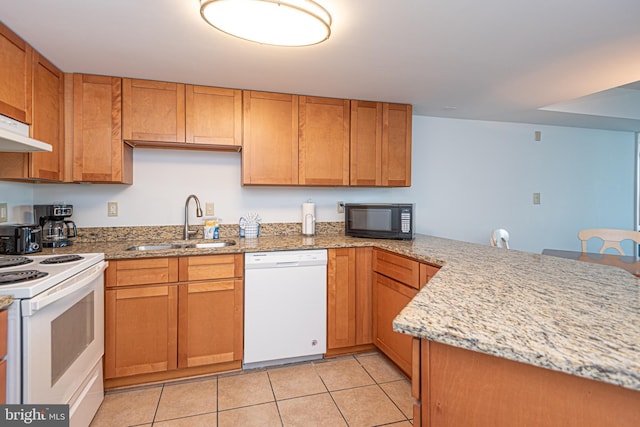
(0, 114), (52, 152)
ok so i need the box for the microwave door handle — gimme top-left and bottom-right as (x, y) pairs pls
(23, 261), (107, 316)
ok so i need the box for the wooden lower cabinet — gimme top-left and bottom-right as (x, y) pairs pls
(104, 255), (243, 388)
(326, 247), (373, 354)
(373, 272), (417, 376)
(178, 279), (243, 368)
(105, 284), (178, 378)
(372, 249), (440, 377)
(415, 339), (640, 427)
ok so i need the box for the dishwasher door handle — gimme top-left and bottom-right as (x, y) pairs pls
(276, 261), (300, 267)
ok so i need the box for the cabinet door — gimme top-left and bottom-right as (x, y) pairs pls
(242, 90), (299, 185)
(327, 248), (357, 349)
(0, 22), (32, 123)
(299, 96), (350, 186)
(178, 279), (243, 368)
(327, 247), (373, 350)
(28, 51), (64, 181)
(105, 285), (178, 378)
(373, 272), (417, 376)
(350, 100), (382, 186)
(382, 103), (412, 187)
(73, 74), (132, 183)
(122, 78), (185, 143)
(186, 85), (242, 147)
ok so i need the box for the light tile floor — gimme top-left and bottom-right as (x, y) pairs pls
(90, 352), (413, 427)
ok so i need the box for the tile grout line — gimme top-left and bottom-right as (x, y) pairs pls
(265, 369), (285, 426)
(150, 383), (164, 426)
(311, 356), (353, 426)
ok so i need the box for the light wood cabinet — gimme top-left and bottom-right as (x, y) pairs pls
(186, 85), (242, 147)
(350, 100), (382, 186)
(0, 22), (32, 123)
(382, 103), (412, 187)
(178, 255), (243, 369)
(373, 249), (439, 376)
(105, 284), (178, 378)
(299, 96), (350, 186)
(242, 90), (299, 185)
(104, 254), (243, 387)
(350, 101), (412, 187)
(0, 50), (64, 182)
(416, 340), (640, 427)
(72, 74), (133, 183)
(122, 78), (185, 143)
(327, 247), (373, 352)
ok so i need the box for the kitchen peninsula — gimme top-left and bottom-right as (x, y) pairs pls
(42, 230), (639, 426)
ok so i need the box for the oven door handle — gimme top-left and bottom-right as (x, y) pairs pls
(23, 261), (108, 316)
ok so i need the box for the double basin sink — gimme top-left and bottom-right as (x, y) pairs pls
(126, 240), (236, 251)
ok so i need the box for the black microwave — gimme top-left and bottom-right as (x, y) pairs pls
(345, 203), (414, 240)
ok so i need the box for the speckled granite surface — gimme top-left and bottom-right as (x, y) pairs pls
(0, 295), (13, 310)
(37, 232), (639, 391)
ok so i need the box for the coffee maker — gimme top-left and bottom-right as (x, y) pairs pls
(34, 204), (77, 248)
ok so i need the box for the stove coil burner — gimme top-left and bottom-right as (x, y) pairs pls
(0, 270), (48, 285)
(40, 254), (85, 264)
(0, 256), (34, 268)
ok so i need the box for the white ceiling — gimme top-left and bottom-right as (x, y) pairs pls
(3, 0), (640, 131)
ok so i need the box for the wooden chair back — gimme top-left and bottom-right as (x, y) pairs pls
(577, 228), (640, 255)
(490, 228), (510, 249)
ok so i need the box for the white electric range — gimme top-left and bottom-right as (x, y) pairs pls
(0, 253), (107, 427)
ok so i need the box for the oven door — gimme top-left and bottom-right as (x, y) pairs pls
(21, 261), (106, 405)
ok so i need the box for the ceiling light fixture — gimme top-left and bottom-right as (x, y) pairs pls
(200, 0), (331, 47)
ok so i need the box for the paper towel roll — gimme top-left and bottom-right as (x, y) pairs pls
(302, 201), (316, 236)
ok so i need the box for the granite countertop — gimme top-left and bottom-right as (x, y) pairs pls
(38, 233), (639, 391)
(0, 295), (13, 310)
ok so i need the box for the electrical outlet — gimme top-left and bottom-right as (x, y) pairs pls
(108, 201), (119, 217)
(337, 201), (345, 214)
(0, 203), (7, 222)
(534, 130), (541, 142)
(205, 202), (215, 216)
(533, 192), (541, 205)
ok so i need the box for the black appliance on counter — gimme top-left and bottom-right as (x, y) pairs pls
(345, 203), (415, 240)
(0, 224), (42, 254)
(34, 204), (77, 248)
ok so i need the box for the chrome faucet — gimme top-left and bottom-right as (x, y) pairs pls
(183, 194), (203, 240)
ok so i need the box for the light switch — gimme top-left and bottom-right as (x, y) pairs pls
(206, 202), (215, 216)
(533, 192), (541, 205)
(0, 203), (7, 222)
(108, 202), (118, 217)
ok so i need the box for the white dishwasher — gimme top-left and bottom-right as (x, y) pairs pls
(244, 249), (327, 369)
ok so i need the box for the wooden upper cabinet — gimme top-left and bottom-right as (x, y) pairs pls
(382, 103), (412, 187)
(350, 100), (382, 186)
(122, 78), (185, 143)
(30, 51), (64, 181)
(242, 90), (299, 185)
(0, 50), (64, 182)
(73, 74), (132, 184)
(299, 96), (350, 186)
(0, 22), (32, 123)
(186, 85), (242, 147)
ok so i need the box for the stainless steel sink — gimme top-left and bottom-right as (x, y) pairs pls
(184, 241), (236, 249)
(125, 244), (184, 251)
(125, 240), (236, 251)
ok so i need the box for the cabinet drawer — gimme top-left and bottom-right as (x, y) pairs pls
(179, 254), (243, 281)
(0, 309), (7, 359)
(373, 249), (420, 289)
(106, 258), (179, 287)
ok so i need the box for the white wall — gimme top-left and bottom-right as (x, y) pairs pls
(0, 181), (34, 223)
(410, 116), (635, 253)
(1, 116), (634, 254)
